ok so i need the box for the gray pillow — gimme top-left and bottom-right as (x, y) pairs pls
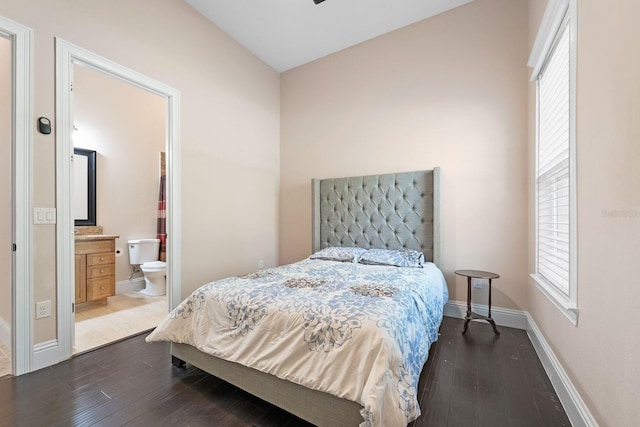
(359, 248), (425, 268)
(310, 247), (367, 263)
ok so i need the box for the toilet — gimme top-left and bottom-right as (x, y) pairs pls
(128, 238), (166, 296)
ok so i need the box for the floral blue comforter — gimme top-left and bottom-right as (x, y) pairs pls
(146, 258), (448, 426)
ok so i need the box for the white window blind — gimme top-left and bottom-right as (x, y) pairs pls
(537, 21), (570, 295)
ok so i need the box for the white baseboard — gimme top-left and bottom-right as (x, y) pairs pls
(443, 300), (528, 330)
(526, 313), (598, 427)
(0, 316), (10, 350)
(116, 277), (144, 294)
(444, 299), (597, 427)
(32, 339), (60, 372)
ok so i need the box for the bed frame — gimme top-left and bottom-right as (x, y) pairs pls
(171, 168), (441, 426)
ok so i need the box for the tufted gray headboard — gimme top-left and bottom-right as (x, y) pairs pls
(312, 168), (441, 265)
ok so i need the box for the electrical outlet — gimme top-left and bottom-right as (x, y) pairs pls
(473, 278), (483, 289)
(36, 300), (52, 319)
(258, 259), (264, 269)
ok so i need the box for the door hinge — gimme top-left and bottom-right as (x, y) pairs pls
(72, 302), (75, 313)
(12, 243), (16, 251)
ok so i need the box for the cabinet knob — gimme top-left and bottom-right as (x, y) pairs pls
(100, 286), (105, 290)
(100, 269), (104, 273)
(100, 257), (104, 261)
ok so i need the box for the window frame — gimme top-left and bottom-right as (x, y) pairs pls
(528, 0), (578, 325)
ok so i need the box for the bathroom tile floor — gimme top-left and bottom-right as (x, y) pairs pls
(0, 340), (10, 378)
(74, 291), (168, 355)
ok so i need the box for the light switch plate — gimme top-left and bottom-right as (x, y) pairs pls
(34, 208), (56, 224)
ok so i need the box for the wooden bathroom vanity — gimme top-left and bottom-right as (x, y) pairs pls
(74, 233), (119, 304)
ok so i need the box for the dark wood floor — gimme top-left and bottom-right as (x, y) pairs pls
(0, 317), (570, 426)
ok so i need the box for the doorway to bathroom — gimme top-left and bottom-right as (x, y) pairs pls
(70, 63), (169, 354)
(54, 39), (181, 362)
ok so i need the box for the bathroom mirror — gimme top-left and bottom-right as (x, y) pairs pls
(74, 148), (97, 226)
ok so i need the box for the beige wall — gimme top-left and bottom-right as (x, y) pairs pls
(281, 0), (529, 309)
(73, 65), (166, 284)
(527, 0), (640, 426)
(0, 36), (10, 330)
(0, 0), (281, 344)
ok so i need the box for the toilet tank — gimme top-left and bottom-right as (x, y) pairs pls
(128, 239), (160, 265)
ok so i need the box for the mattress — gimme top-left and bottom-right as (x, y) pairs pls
(146, 258), (448, 426)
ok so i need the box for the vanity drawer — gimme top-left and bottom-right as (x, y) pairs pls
(87, 264), (115, 279)
(87, 252), (115, 266)
(75, 239), (115, 255)
(87, 277), (115, 301)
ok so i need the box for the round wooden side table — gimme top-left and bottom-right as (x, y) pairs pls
(454, 269), (500, 335)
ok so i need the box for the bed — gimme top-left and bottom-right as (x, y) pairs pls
(146, 168), (446, 426)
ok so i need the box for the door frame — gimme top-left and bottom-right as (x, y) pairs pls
(52, 38), (181, 365)
(0, 16), (33, 376)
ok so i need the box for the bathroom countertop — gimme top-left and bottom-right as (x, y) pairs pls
(74, 234), (120, 241)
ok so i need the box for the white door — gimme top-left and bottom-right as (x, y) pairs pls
(0, 31), (12, 378)
(0, 15), (33, 376)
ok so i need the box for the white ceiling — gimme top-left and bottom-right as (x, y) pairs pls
(186, 0), (476, 72)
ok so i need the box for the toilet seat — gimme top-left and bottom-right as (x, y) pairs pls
(141, 261), (166, 272)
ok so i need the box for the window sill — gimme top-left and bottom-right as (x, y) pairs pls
(530, 273), (579, 326)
